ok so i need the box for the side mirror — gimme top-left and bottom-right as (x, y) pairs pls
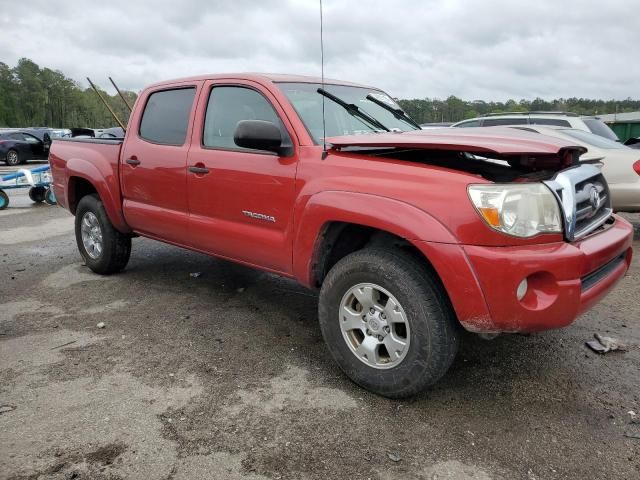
(234, 120), (282, 154)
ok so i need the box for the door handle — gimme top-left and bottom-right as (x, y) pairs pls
(125, 157), (140, 166)
(188, 166), (209, 174)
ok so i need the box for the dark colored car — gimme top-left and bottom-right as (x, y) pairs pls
(71, 127), (125, 139)
(0, 130), (51, 166)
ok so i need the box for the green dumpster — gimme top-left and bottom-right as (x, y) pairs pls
(606, 121), (640, 143)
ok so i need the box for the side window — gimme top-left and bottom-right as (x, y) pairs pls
(530, 118), (571, 127)
(139, 87), (196, 145)
(456, 120), (481, 128)
(10, 133), (25, 141)
(203, 86), (291, 150)
(23, 134), (41, 144)
(483, 118), (528, 126)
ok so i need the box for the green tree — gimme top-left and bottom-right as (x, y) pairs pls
(0, 58), (137, 128)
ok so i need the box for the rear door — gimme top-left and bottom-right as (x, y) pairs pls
(120, 83), (200, 245)
(185, 80), (299, 273)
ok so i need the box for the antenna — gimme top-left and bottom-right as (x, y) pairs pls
(109, 77), (133, 113)
(319, 0), (328, 160)
(86, 77), (126, 131)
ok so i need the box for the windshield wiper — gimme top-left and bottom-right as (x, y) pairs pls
(317, 88), (390, 132)
(365, 94), (422, 130)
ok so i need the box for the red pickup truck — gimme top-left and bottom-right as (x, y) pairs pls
(49, 74), (633, 397)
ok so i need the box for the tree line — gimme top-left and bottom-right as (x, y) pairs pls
(397, 96), (640, 124)
(0, 58), (136, 129)
(1, 58), (639, 129)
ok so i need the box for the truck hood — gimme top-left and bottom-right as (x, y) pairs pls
(326, 127), (587, 157)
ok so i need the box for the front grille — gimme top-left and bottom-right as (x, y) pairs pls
(573, 174), (612, 238)
(581, 252), (626, 291)
(543, 165), (613, 241)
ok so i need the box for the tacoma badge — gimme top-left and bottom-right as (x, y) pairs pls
(242, 210), (276, 223)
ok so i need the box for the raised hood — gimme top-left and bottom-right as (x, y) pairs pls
(326, 127), (587, 157)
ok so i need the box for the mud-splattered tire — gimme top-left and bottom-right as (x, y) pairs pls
(318, 247), (460, 398)
(75, 194), (131, 274)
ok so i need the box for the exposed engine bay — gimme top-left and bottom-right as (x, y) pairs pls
(344, 147), (580, 183)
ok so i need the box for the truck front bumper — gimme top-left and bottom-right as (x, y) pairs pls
(417, 215), (633, 333)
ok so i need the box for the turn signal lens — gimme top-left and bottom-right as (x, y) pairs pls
(468, 183), (562, 238)
(477, 207), (500, 227)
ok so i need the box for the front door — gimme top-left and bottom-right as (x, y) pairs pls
(186, 81), (299, 274)
(120, 84), (200, 245)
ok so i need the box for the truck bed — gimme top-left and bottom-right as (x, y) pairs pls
(49, 137), (128, 231)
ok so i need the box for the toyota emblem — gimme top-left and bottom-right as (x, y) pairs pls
(589, 185), (600, 211)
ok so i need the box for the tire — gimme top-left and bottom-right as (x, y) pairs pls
(318, 247), (460, 398)
(6, 149), (20, 166)
(44, 187), (57, 205)
(0, 190), (8, 210)
(75, 193), (131, 274)
(29, 186), (46, 203)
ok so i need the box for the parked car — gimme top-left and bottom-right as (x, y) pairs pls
(511, 126), (640, 212)
(71, 127), (125, 139)
(0, 130), (51, 165)
(49, 74), (633, 398)
(23, 127), (72, 141)
(420, 122), (454, 129)
(452, 112), (620, 142)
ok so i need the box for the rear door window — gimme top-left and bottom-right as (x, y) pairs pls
(139, 88), (196, 145)
(529, 118), (572, 127)
(582, 118), (620, 141)
(482, 118), (528, 126)
(455, 120), (481, 128)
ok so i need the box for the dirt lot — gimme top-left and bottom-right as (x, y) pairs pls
(1, 187), (639, 480)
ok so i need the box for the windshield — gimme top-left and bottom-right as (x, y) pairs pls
(561, 129), (628, 150)
(278, 82), (419, 143)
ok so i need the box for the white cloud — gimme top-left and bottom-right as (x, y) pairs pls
(0, 0), (637, 100)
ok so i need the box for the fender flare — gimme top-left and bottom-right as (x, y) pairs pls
(292, 190), (458, 286)
(66, 158), (130, 233)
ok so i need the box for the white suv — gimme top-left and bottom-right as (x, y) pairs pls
(451, 112), (619, 141)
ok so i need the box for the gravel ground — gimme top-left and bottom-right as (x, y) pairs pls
(1, 187), (639, 480)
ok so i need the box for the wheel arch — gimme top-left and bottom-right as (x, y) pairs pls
(292, 190), (458, 288)
(65, 162), (130, 233)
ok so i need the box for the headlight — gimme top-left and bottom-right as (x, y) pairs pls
(468, 183), (562, 238)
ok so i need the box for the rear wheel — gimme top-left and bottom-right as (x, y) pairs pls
(318, 247), (460, 398)
(29, 186), (46, 203)
(6, 149), (19, 166)
(75, 194), (131, 274)
(0, 190), (8, 210)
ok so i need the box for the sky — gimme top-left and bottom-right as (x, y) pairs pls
(0, 0), (638, 101)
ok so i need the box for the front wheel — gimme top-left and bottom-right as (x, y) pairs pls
(318, 247), (460, 398)
(6, 149), (20, 166)
(75, 194), (131, 274)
